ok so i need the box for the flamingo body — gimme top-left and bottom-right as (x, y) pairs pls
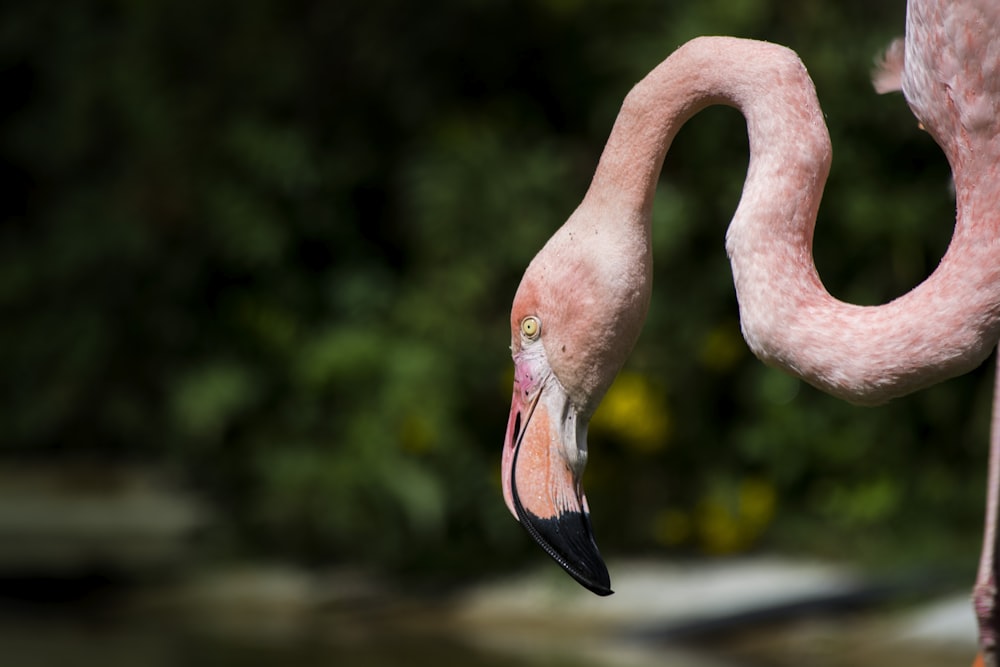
(502, 1), (1000, 662)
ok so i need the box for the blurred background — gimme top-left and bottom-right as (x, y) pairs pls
(0, 0), (991, 665)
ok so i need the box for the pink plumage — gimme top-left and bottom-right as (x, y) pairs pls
(503, 2), (1000, 662)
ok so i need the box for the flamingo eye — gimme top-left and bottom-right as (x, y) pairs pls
(520, 316), (540, 340)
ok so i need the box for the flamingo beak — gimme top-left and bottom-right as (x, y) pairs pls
(502, 371), (613, 596)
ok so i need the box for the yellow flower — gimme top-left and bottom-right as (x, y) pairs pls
(695, 477), (777, 555)
(740, 477), (776, 529)
(698, 322), (745, 372)
(591, 372), (671, 452)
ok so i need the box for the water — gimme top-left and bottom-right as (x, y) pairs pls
(0, 561), (979, 667)
(0, 606), (589, 667)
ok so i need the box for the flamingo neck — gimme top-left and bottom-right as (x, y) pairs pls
(578, 36), (1000, 405)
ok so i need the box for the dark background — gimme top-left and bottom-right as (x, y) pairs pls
(0, 0), (987, 588)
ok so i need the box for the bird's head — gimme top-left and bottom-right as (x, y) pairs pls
(502, 205), (651, 596)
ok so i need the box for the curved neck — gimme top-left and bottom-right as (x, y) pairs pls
(587, 38), (830, 229)
(579, 36), (1000, 405)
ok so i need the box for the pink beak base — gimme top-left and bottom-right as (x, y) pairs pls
(502, 386), (612, 596)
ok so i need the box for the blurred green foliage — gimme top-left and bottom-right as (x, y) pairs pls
(0, 0), (990, 579)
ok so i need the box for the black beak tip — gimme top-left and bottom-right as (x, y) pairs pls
(575, 565), (614, 597)
(517, 507), (614, 596)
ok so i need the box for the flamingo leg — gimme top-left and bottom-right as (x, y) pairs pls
(974, 350), (1000, 667)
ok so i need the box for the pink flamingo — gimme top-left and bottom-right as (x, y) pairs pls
(501, 1), (1000, 664)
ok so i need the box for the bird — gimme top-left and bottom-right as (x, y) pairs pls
(501, 1), (1000, 664)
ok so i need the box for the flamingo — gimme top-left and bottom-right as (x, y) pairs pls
(501, 1), (1000, 664)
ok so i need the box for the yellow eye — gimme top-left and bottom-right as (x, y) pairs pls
(520, 316), (540, 339)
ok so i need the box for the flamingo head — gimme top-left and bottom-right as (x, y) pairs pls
(502, 207), (651, 596)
